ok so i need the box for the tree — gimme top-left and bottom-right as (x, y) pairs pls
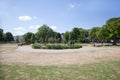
(78, 28), (85, 42)
(97, 25), (109, 41)
(36, 24), (55, 43)
(63, 31), (70, 42)
(69, 27), (80, 42)
(89, 27), (100, 42)
(72, 27), (80, 42)
(23, 32), (34, 44)
(0, 31), (4, 42)
(16, 36), (19, 43)
(105, 17), (120, 45)
(4, 32), (14, 42)
(31, 34), (35, 43)
(69, 31), (75, 41)
(56, 33), (62, 43)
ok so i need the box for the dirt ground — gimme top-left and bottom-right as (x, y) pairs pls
(0, 44), (120, 66)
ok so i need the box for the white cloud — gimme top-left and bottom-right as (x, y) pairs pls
(15, 31), (25, 35)
(13, 27), (26, 35)
(14, 27), (25, 31)
(29, 24), (57, 30)
(18, 16), (38, 21)
(67, 3), (81, 10)
(29, 25), (41, 30)
(18, 16), (32, 21)
(50, 25), (57, 30)
(69, 4), (75, 9)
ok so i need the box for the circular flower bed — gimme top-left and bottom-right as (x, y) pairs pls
(32, 43), (82, 49)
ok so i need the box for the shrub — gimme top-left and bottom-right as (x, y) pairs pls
(69, 44), (82, 49)
(31, 43), (82, 49)
(46, 44), (64, 49)
(32, 43), (41, 49)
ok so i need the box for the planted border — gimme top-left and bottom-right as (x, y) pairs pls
(31, 43), (82, 49)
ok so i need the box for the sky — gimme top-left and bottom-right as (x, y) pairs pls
(0, 0), (120, 36)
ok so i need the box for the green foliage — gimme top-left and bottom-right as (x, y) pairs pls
(15, 36), (19, 43)
(0, 31), (4, 41)
(23, 32), (34, 44)
(0, 61), (120, 80)
(69, 31), (75, 40)
(31, 43), (41, 49)
(97, 26), (109, 41)
(89, 27), (100, 42)
(63, 31), (70, 42)
(4, 32), (14, 42)
(31, 43), (82, 49)
(69, 44), (82, 49)
(31, 34), (35, 43)
(72, 27), (80, 42)
(46, 44), (70, 49)
(106, 17), (120, 40)
(56, 33), (62, 43)
(36, 24), (55, 43)
(89, 27), (100, 39)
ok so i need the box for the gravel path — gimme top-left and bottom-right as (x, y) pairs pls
(0, 44), (120, 66)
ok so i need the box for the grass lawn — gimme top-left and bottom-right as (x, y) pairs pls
(0, 61), (120, 80)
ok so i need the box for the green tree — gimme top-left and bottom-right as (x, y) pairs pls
(4, 32), (14, 42)
(97, 25), (109, 41)
(69, 27), (80, 42)
(16, 36), (19, 43)
(89, 27), (100, 42)
(0, 31), (4, 42)
(31, 34), (35, 43)
(78, 28), (85, 42)
(36, 24), (55, 43)
(105, 17), (120, 45)
(63, 31), (70, 42)
(69, 31), (75, 41)
(56, 33), (62, 43)
(23, 32), (34, 44)
(72, 27), (80, 42)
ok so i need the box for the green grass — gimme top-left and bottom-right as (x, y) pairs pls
(0, 61), (120, 80)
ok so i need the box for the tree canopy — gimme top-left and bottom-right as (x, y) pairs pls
(4, 32), (14, 42)
(23, 32), (34, 44)
(2, 17), (119, 44)
(36, 24), (56, 43)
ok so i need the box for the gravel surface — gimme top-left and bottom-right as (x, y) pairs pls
(0, 44), (120, 66)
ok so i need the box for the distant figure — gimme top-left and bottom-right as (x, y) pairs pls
(93, 44), (95, 47)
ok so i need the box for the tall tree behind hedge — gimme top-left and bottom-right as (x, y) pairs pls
(36, 24), (55, 43)
(23, 32), (34, 44)
(4, 32), (14, 42)
(105, 17), (120, 45)
(15, 36), (19, 43)
(89, 27), (100, 42)
(0, 31), (4, 41)
(63, 31), (70, 42)
(56, 33), (62, 43)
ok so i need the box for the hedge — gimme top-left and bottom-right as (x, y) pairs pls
(32, 43), (82, 49)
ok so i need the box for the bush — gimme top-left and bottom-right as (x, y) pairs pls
(69, 44), (82, 49)
(31, 43), (82, 49)
(46, 44), (64, 49)
(32, 43), (41, 49)
(45, 44), (82, 49)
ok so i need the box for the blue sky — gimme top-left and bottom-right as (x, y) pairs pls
(0, 0), (120, 36)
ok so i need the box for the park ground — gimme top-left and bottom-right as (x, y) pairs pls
(0, 43), (120, 80)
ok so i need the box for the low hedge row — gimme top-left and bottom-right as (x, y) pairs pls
(32, 43), (41, 49)
(32, 43), (82, 49)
